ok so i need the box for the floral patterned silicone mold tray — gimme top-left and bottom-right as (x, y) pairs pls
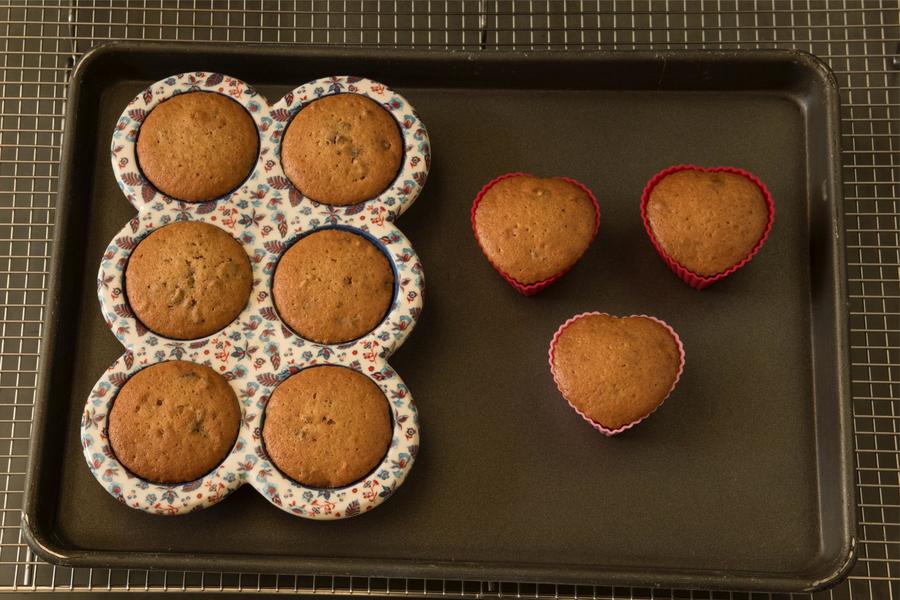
(84, 72), (429, 518)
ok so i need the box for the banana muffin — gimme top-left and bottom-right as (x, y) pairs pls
(125, 220), (252, 340)
(550, 313), (683, 432)
(272, 229), (394, 344)
(473, 174), (599, 287)
(645, 168), (770, 277)
(108, 360), (241, 483)
(136, 91), (258, 202)
(262, 366), (392, 488)
(280, 93), (403, 205)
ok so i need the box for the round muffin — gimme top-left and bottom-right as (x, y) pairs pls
(272, 229), (394, 344)
(108, 361), (241, 483)
(136, 91), (258, 202)
(645, 169), (769, 277)
(473, 175), (597, 286)
(125, 221), (252, 340)
(262, 366), (392, 488)
(550, 313), (682, 431)
(280, 93), (403, 205)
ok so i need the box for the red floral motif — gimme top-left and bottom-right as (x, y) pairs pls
(362, 340), (380, 363)
(370, 205), (386, 227)
(213, 339), (232, 362)
(361, 479), (382, 501)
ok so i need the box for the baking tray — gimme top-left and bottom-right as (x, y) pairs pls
(22, 43), (855, 593)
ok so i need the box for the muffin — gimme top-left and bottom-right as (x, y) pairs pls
(108, 361), (241, 483)
(549, 313), (684, 435)
(125, 221), (252, 340)
(472, 173), (600, 295)
(280, 93), (403, 205)
(642, 166), (773, 288)
(136, 91), (258, 202)
(262, 366), (392, 488)
(272, 229), (394, 344)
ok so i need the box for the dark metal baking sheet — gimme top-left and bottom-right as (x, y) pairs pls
(22, 43), (855, 593)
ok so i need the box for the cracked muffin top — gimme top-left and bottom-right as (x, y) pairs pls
(280, 93), (403, 205)
(125, 220), (252, 340)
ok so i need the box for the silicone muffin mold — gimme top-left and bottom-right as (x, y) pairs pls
(86, 72), (430, 518)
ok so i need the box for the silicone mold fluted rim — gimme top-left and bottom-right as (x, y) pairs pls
(86, 72), (429, 518)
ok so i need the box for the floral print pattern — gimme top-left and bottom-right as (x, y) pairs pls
(86, 73), (429, 518)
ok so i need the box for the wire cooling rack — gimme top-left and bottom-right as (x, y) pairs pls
(0, 0), (897, 597)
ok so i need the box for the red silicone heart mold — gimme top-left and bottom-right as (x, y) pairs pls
(471, 172), (601, 296)
(640, 164), (775, 290)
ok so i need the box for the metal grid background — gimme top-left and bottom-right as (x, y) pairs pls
(0, 0), (897, 597)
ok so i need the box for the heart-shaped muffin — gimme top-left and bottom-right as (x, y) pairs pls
(471, 173), (600, 295)
(549, 312), (685, 436)
(641, 165), (774, 289)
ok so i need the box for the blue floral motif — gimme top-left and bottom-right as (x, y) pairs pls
(181, 479), (203, 492)
(87, 73), (426, 520)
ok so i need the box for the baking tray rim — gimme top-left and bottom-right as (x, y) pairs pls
(22, 41), (856, 593)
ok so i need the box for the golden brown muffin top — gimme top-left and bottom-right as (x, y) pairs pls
(551, 314), (680, 430)
(474, 175), (596, 285)
(646, 170), (768, 277)
(136, 91), (258, 202)
(281, 94), (403, 206)
(125, 221), (252, 340)
(108, 361), (241, 483)
(262, 366), (392, 488)
(272, 229), (394, 344)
